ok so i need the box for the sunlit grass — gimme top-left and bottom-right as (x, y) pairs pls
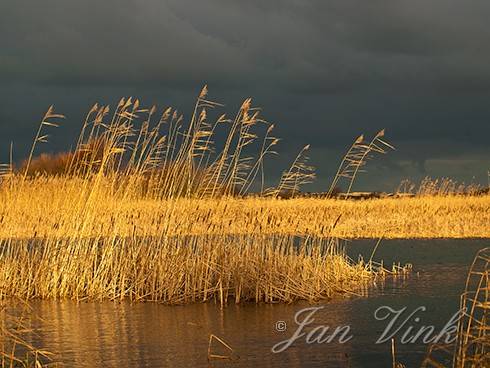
(0, 88), (402, 304)
(1, 183), (489, 240)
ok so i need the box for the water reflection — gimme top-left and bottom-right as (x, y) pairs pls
(5, 238), (488, 367)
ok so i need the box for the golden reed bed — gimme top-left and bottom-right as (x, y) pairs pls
(0, 174), (398, 304)
(1, 180), (489, 239)
(5, 88), (482, 306)
(0, 89), (402, 305)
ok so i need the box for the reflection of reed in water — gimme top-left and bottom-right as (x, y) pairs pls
(6, 300), (356, 367)
(422, 247), (490, 368)
(21, 301), (227, 367)
(31, 301), (197, 367)
(0, 299), (53, 366)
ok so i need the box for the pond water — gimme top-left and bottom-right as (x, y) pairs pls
(8, 239), (489, 367)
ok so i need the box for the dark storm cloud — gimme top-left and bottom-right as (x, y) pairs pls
(4, 0), (490, 89)
(1, 0), (490, 189)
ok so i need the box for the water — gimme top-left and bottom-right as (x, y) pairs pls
(7, 239), (489, 367)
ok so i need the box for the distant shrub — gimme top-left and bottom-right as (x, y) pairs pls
(19, 151), (74, 176)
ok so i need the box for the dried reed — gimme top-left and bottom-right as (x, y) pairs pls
(0, 88), (389, 304)
(422, 247), (490, 368)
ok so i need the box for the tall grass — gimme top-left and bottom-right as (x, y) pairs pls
(396, 177), (485, 197)
(2, 189), (488, 240)
(0, 88), (392, 304)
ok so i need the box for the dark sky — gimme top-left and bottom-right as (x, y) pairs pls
(1, 0), (490, 191)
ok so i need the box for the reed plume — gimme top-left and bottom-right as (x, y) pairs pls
(328, 129), (394, 196)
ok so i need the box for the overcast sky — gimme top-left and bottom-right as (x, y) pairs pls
(1, 0), (490, 191)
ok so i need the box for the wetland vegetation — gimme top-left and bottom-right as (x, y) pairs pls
(0, 88), (487, 367)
